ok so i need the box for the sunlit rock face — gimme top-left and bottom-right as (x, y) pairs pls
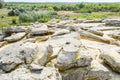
(0, 19), (120, 80)
(102, 19), (120, 26)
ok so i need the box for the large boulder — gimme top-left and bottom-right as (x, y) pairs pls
(56, 44), (92, 70)
(4, 32), (26, 42)
(0, 42), (23, 72)
(102, 19), (120, 26)
(2, 27), (26, 35)
(61, 60), (111, 80)
(84, 60), (111, 80)
(0, 41), (38, 72)
(28, 24), (51, 37)
(100, 50), (120, 73)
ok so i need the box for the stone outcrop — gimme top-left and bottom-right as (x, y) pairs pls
(4, 32), (26, 42)
(100, 50), (120, 73)
(102, 19), (120, 26)
(0, 19), (120, 80)
(56, 44), (92, 70)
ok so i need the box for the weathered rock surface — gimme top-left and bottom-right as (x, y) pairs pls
(4, 32), (26, 42)
(0, 41), (7, 47)
(2, 27), (26, 35)
(0, 42), (23, 72)
(61, 67), (88, 80)
(52, 29), (70, 37)
(0, 34), (5, 42)
(56, 44), (92, 70)
(102, 19), (120, 26)
(84, 60), (111, 80)
(0, 67), (62, 80)
(28, 23), (51, 37)
(0, 18), (120, 80)
(36, 45), (53, 66)
(19, 42), (38, 64)
(61, 60), (111, 80)
(100, 50), (120, 73)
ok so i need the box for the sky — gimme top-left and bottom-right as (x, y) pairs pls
(4, 0), (120, 2)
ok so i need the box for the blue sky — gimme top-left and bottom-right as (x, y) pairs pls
(4, 0), (120, 2)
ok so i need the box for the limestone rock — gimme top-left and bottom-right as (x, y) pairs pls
(48, 37), (81, 48)
(35, 45), (53, 66)
(84, 60), (111, 80)
(0, 67), (62, 80)
(52, 29), (70, 37)
(19, 42), (38, 64)
(28, 24), (50, 37)
(83, 19), (102, 23)
(0, 34), (6, 42)
(102, 19), (120, 26)
(56, 44), (92, 70)
(61, 67), (88, 80)
(100, 50), (120, 73)
(4, 32), (26, 42)
(0, 41), (7, 47)
(2, 27), (26, 35)
(0, 42), (23, 72)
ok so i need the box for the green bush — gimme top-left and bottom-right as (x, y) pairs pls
(19, 10), (57, 23)
(12, 18), (17, 24)
(8, 10), (15, 16)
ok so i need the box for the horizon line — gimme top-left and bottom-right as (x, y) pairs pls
(5, 1), (120, 3)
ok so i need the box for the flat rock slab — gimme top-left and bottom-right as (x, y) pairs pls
(102, 19), (120, 26)
(85, 60), (111, 80)
(2, 27), (26, 35)
(52, 29), (70, 37)
(56, 44), (92, 71)
(100, 50), (120, 73)
(48, 37), (81, 47)
(0, 41), (38, 72)
(4, 32), (26, 42)
(0, 42), (23, 72)
(0, 67), (62, 80)
(28, 24), (50, 37)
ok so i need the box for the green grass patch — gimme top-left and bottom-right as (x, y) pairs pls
(70, 12), (108, 19)
(0, 8), (19, 30)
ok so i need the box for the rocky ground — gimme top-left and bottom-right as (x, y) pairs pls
(0, 18), (120, 80)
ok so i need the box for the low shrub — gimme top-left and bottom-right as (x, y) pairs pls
(19, 10), (58, 23)
(12, 18), (17, 24)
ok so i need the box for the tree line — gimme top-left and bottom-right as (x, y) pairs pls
(5, 2), (120, 13)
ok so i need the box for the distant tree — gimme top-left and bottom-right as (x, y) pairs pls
(77, 2), (85, 9)
(0, 0), (4, 9)
(53, 6), (59, 11)
(8, 10), (15, 16)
